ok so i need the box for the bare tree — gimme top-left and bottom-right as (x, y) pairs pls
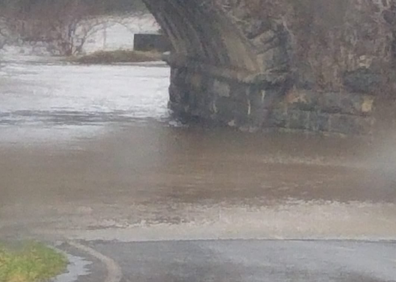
(20, 1), (108, 55)
(0, 0), (108, 55)
(0, 0), (157, 55)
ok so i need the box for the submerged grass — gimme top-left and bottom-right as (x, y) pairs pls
(71, 49), (163, 64)
(0, 241), (68, 282)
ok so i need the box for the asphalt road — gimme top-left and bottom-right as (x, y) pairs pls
(86, 240), (396, 282)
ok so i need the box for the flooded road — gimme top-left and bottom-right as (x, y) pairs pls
(1, 58), (396, 241)
(0, 58), (170, 143)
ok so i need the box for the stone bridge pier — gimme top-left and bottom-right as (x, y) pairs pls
(143, 0), (396, 134)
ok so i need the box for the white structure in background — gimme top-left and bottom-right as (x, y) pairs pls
(82, 14), (159, 54)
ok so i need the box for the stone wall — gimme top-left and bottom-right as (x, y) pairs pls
(168, 62), (374, 134)
(271, 90), (374, 134)
(143, 0), (396, 135)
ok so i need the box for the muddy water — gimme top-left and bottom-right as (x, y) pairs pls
(0, 58), (396, 241)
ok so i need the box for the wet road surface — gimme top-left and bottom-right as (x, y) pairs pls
(0, 57), (396, 242)
(87, 240), (396, 282)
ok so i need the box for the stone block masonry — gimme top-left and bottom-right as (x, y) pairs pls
(143, 0), (394, 135)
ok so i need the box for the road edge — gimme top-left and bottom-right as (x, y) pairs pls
(68, 241), (123, 282)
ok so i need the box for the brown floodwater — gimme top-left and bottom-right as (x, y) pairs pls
(0, 58), (395, 241)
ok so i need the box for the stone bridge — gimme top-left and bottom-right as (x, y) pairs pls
(143, 0), (396, 134)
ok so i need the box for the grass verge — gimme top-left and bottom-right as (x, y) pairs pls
(71, 49), (163, 64)
(0, 241), (68, 282)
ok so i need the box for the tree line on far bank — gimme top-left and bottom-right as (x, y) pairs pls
(0, 0), (152, 56)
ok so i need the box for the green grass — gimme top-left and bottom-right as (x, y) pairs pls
(71, 49), (163, 64)
(0, 241), (68, 282)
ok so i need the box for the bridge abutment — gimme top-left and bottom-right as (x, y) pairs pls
(143, 0), (395, 134)
(168, 61), (374, 134)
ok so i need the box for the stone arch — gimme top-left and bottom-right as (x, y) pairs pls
(143, 0), (290, 129)
(144, 0), (265, 71)
(142, 0), (390, 135)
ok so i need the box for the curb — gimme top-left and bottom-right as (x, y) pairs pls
(67, 241), (123, 282)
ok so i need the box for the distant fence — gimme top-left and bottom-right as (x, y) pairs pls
(134, 34), (171, 52)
